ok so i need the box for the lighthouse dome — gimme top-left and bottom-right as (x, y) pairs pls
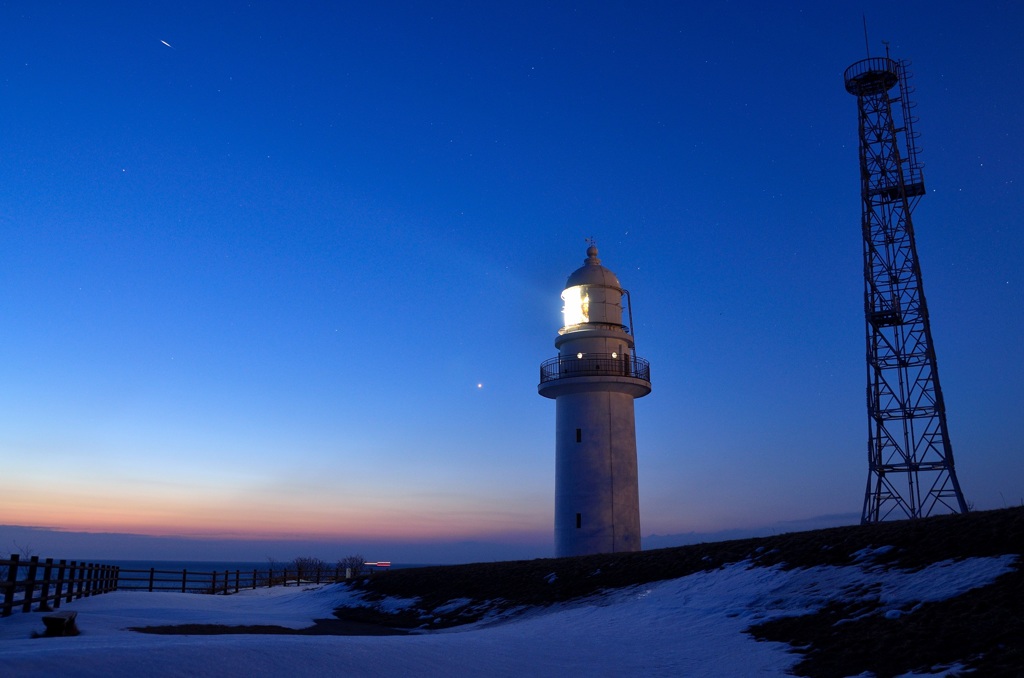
(565, 245), (621, 289)
(560, 245), (625, 329)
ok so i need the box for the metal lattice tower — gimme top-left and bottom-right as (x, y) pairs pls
(843, 53), (968, 523)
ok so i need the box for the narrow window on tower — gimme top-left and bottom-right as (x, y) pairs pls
(576, 513), (582, 529)
(576, 428), (582, 443)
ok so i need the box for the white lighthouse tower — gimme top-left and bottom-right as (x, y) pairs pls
(538, 244), (651, 557)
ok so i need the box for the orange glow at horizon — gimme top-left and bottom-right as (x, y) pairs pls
(1, 483), (549, 543)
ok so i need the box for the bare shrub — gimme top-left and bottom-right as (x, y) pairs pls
(338, 555), (367, 578)
(291, 556), (329, 582)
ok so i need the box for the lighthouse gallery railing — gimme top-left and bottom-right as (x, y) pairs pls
(539, 353), (650, 384)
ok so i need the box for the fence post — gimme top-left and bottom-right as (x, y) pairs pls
(234, 570), (240, 594)
(65, 561), (76, 603)
(268, 567), (274, 588)
(210, 571), (216, 595)
(54, 560), (67, 610)
(76, 561), (83, 599)
(79, 563), (87, 599)
(182, 568), (187, 593)
(2, 553), (19, 617)
(38, 558), (55, 611)
(149, 568), (155, 592)
(70, 562), (78, 600)
(82, 563), (91, 598)
(88, 563), (98, 597)
(252, 569), (258, 590)
(78, 563), (87, 599)
(22, 556), (40, 613)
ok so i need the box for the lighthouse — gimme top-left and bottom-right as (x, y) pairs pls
(538, 244), (651, 557)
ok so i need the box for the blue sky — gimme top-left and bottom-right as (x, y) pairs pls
(2, 1), (1022, 563)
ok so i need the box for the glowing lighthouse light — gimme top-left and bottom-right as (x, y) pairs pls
(561, 285), (590, 326)
(538, 243), (652, 558)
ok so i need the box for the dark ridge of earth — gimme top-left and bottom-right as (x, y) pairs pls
(134, 506), (1024, 676)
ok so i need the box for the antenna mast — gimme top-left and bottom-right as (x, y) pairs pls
(843, 53), (969, 523)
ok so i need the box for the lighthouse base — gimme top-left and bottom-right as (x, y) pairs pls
(553, 390), (641, 557)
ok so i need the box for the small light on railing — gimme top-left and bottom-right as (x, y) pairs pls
(577, 352), (583, 359)
(612, 352), (618, 358)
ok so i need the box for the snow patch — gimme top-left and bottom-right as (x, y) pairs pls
(432, 598), (473, 615)
(0, 555), (1014, 677)
(373, 594), (420, 614)
(852, 544), (895, 562)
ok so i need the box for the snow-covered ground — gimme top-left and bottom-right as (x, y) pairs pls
(1, 555), (1015, 677)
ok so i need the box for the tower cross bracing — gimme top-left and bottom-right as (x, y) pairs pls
(844, 55), (968, 523)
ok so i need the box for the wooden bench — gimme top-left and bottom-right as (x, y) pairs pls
(41, 610), (78, 637)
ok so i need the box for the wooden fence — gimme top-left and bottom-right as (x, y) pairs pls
(1, 554), (118, 617)
(1, 553), (362, 617)
(116, 564), (349, 594)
